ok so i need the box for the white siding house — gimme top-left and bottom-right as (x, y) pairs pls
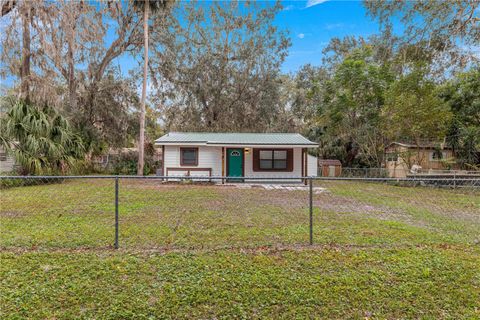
(155, 132), (318, 183)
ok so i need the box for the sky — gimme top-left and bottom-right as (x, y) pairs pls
(276, 0), (380, 72)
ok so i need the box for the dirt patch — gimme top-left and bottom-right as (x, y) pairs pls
(217, 187), (308, 210)
(0, 211), (25, 218)
(114, 179), (218, 191)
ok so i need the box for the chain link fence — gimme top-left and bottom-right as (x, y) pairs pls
(339, 167), (480, 181)
(340, 167), (390, 178)
(1, 175), (479, 250)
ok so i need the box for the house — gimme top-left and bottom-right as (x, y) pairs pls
(0, 146), (15, 173)
(384, 142), (456, 178)
(155, 132), (318, 182)
(318, 159), (342, 177)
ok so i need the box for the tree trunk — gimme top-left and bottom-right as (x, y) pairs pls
(67, 38), (77, 112)
(20, 4), (31, 103)
(137, 3), (149, 176)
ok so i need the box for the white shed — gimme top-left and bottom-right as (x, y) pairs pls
(155, 132), (318, 183)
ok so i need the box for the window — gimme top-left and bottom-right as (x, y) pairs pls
(430, 150), (446, 161)
(0, 153), (6, 161)
(253, 148), (293, 172)
(259, 150), (287, 170)
(386, 153), (398, 162)
(180, 148), (198, 166)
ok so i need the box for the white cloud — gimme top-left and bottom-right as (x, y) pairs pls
(282, 4), (295, 11)
(306, 0), (329, 8)
(298, 33), (305, 39)
(324, 22), (346, 30)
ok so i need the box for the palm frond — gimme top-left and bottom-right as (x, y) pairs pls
(1, 98), (86, 175)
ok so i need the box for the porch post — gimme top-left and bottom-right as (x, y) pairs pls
(161, 145), (165, 181)
(301, 148), (305, 178)
(303, 148), (308, 185)
(222, 147), (225, 184)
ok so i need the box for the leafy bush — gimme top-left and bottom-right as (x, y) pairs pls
(0, 98), (85, 175)
(109, 151), (159, 175)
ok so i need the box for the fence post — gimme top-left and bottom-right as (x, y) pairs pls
(453, 171), (456, 189)
(114, 176), (119, 249)
(309, 177), (313, 245)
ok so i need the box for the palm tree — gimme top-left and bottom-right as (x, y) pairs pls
(0, 98), (84, 175)
(133, 0), (172, 176)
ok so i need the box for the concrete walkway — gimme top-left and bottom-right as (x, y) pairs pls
(222, 183), (327, 193)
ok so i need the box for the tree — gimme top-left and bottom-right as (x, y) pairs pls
(440, 67), (480, 168)
(322, 36), (366, 69)
(0, 98), (84, 175)
(322, 30), (443, 78)
(32, 0), (101, 111)
(1, 1), (145, 154)
(1, 0), (35, 102)
(382, 65), (452, 149)
(291, 64), (328, 128)
(149, 1), (290, 132)
(133, 0), (173, 175)
(76, 71), (141, 154)
(319, 47), (394, 167)
(364, 0), (480, 70)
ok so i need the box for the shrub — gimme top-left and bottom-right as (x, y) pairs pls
(109, 151), (159, 175)
(0, 98), (85, 175)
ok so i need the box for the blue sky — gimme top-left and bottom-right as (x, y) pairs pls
(277, 0), (381, 72)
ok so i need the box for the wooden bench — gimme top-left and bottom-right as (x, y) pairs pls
(165, 167), (212, 179)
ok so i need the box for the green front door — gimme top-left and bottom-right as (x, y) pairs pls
(227, 148), (243, 182)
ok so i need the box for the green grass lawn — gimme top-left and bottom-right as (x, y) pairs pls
(1, 179), (479, 318)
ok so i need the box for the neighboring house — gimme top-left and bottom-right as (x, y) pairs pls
(0, 146), (15, 173)
(384, 142), (456, 178)
(155, 132), (318, 182)
(318, 159), (342, 177)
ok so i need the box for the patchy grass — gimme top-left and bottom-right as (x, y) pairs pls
(1, 179), (479, 318)
(1, 247), (479, 319)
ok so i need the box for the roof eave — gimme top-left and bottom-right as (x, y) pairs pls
(154, 142), (319, 148)
(207, 143), (319, 148)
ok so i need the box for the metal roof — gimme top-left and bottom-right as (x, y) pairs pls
(155, 132), (318, 146)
